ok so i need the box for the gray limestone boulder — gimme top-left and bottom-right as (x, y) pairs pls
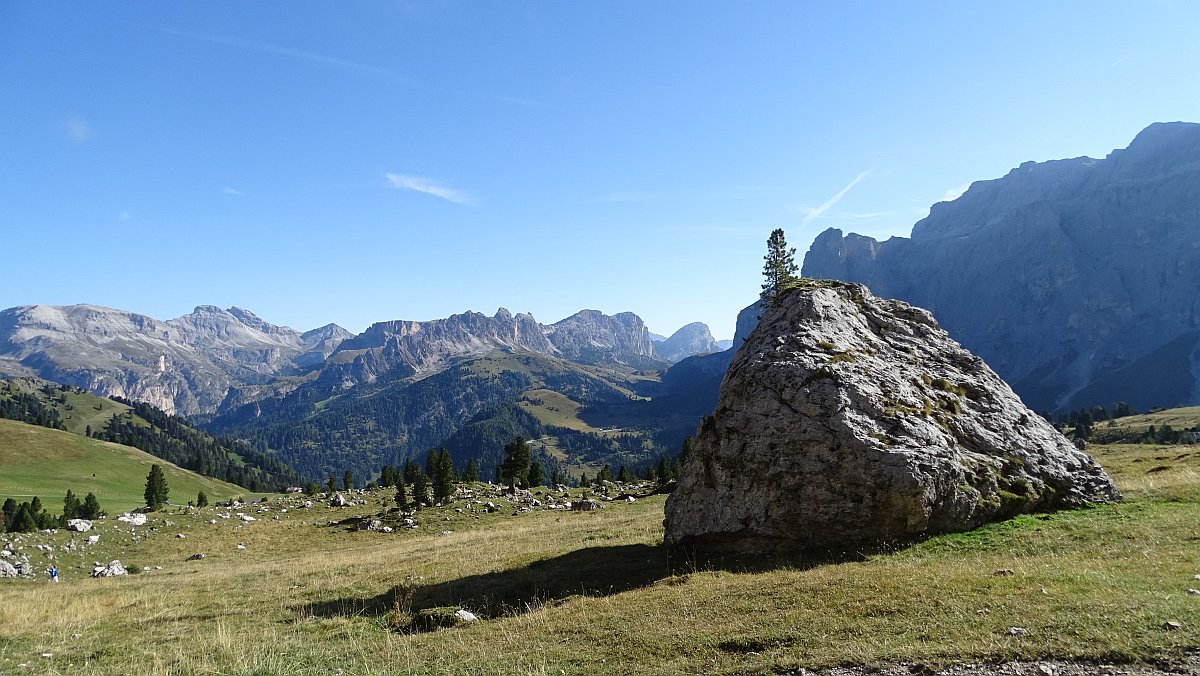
(664, 280), (1118, 553)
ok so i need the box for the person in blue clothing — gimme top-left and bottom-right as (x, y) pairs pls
(48, 565), (58, 582)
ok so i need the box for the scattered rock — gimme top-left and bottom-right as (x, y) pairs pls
(1188, 589), (1200, 596)
(572, 499), (602, 512)
(86, 535), (100, 545)
(1163, 621), (1183, 630)
(236, 544), (246, 550)
(454, 608), (478, 622)
(176, 533), (187, 539)
(330, 493), (349, 507)
(66, 519), (92, 532)
(0, 559), (18, 578)
(91, 560), (128, 577)
(1006, 627), (1028, 636)
(117, 513), (147, 526)
(186, 553), (205, 561)
(240, 515), (256, 522)
(993, 569), (1015, 576)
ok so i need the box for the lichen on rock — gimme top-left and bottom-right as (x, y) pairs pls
(664, 280), (1118, 553)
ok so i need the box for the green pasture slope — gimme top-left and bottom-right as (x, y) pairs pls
(0, 419), (249, 512)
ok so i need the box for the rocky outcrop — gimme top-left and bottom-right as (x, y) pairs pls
(802, 122), (1200, 413)
(543, 310), (661, 367)
(656, 322), (720, 363)
(0, 304), (349, 415)
(664, 280), (1117, 553)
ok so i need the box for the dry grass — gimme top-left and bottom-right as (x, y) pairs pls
(1, 444), (1198, 674)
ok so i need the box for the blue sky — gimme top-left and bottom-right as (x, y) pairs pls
(2, 2), (1198, 340)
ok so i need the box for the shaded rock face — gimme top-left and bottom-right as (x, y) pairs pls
(802, 122), (1200, 413)
(664, 281), (1117, 553)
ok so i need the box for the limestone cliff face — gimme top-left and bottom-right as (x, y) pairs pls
(321, 308), (556, 389)
(664, 281), (1116, 553)
(656, 322), (720, 363)
(0, 304), (348, 415)
(542, 310), (661, 366)
(802, 122), (1200, 413)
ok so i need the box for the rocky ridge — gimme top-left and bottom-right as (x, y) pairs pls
(0, 304), (349, 415)
(802, 121), (1200, 413)
(655, 322), (720, 363)
(665, 280), (1117, 553)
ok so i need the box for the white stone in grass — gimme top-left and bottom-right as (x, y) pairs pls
(1189, 588), (1200, 596)
(454, 609), (478, 622)
(86, 535), (100, 545)
(1006, 627), (1028, 636)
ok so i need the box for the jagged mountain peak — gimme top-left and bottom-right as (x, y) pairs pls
(657, 322), (719, 363)
(803, 121), (1200, 413)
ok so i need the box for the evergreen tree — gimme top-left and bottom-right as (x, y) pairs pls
(411, 469), (429, 507)
(326, 477), (337, 494)
(81, 493), (102, 519)
(617, 465), (630, 482)
(62, 490), (81, 520)
(579, 471), (589, 487)
(596, 465), (614, 483)
(656, 456), (672, 484)
(2, 497), (17, 531)
(499, 435), (531, 491)
(10, 503), (38, 533)
(403, 459), (420, 486)
(304, 482), (319, 496)
(527, 461), (545, 488)
(395, 481), (408, 508)
(464, 458), (479, 483)
(760, 228), (798, 306)
(380, 465), (399, 488)
(30, 496), (43, 516)
(432, 448), (455, 504)
(144, 464), (169, 511)
(195, 491), (209, 508)
(343, 471), (354, 491)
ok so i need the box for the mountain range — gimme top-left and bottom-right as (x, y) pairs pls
(803, 121), (1200, 414)
(5, 120), (1198, 483)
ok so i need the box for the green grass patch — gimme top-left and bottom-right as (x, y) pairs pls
(0, 419), (249, 511)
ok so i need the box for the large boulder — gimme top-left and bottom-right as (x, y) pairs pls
(91, 560), (128, 577)
(664, 280), (1118, 553)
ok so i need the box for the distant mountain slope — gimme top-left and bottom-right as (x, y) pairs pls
(656, 322), (720, 363)
(0, 418), (247, 512)
(0, 304), (349, 416)
(207, 349), (665, 483)
(0, 377), (305, 490)
(803, 121), (1200, 413)
(542, 309), (661, 367)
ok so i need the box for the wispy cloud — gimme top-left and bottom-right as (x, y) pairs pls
(941, 183), (970, 202)
(160, 28), (544, 108)
(800, 169), (873, 227)
(62, 115), (94, 143)
(1110, 54), (1130, 68)
(160, 29), (413, 83)
(222, 187), (247, 197)
(385, 173), (472, 205)
(117, 211), (132, 221)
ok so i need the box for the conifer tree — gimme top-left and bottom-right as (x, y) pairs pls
(3, 497), (17, 530)
(343, 471), (354, 491)
(464, 458), (479, 483)
(62, 490), (81, 520)
(395, 480), (408, 508)
(761, 228), (798, 306)
(500, 435), (531, 492)
(527, 461), (545, 488)
(195, 491), (209, 508)
(656, 456), (672, 484)
(432, 448), (455, 504)
(81, 493), (102, 519)
(326, 477), (337, 494)
(144, 464), (169, 511)
(11, 503), (38, 533)
(617, 465), (630, 482)
(411, 469), (429, 507)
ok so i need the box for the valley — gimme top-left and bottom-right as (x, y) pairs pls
(0, 440), (1196, 674)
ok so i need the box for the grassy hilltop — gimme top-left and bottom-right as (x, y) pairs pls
(0, 419), (249, 512)
(0, 439), (1198, 674)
